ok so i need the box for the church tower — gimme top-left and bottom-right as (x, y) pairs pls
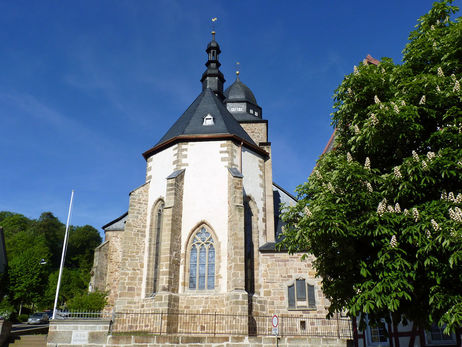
(90, 31), (331, 337)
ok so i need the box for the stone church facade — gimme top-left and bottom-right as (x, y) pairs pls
(89, 32), (349, 342)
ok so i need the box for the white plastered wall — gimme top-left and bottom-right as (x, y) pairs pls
(179, 141), (230, 293)
(241, 147), (266, 246)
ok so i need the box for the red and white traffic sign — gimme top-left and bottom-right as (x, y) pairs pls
(272, 314), (279, 328)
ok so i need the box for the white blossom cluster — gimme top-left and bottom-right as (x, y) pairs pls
(387, 205), (395, 213)
(354, 125), (360, 135)
(426, 230), (432, 239)
(313, 169), (322, 180)
(370, 113), (379, 126)
(436, 85), (441, 92)
(393, 166), (402, 179)
(437, 67), (444, 77)
(412, 150), (419, 161)
(347, 87), (353, 95)
(377, 198), (388, 217)
(413, 208), (420, 222)
(431, 219), (440, 231)
(454, 80), (460, 93)
(422, 160), (428, 170)
(427, 151), (436, 161)
(441, 191), (462, 204)
(419, 95), (426, 105)
(403, 209), (409, 215)
(391, 101), (400, 113)
(431, 25), (435, 30)
(354, 65), (359, 75)
(347, 152), (353, 163)
(366, 182), (373, 192)
(401, 100), (406, 106)
(364, 157), (371, 170)
(327, 182), (335, 193)
(390, 235), (398, 248)
(304, 206), (312, 218)
(374, 95), (381, 104)
(449, 207), (462, 223)
(394, 203), (401, 213)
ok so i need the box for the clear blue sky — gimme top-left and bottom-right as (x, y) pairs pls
(0, 0), (442, 234)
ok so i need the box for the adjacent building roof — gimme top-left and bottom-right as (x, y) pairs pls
(102, 212), (128, 231)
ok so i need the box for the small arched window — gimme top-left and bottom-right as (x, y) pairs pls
(203, 114), (214, 126)
(189, 227), (215, 290)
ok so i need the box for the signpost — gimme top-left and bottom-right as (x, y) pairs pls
(272, 314), (279, 336)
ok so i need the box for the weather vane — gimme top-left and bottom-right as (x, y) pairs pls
(211, 17), (217, 33)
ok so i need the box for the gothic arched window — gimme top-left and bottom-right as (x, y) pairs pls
(189, 227), (215, 290)
(146, 200), (164, 295)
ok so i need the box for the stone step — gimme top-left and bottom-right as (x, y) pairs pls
(8, 334), (47, 347)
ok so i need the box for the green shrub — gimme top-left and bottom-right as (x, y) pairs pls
(18, 313), (29, 322)
(67, 290), (107, 312)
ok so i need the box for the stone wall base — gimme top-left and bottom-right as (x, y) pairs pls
(47, 319), (351, 346)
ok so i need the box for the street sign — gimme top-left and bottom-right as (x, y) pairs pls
(272, 314), (279, 336)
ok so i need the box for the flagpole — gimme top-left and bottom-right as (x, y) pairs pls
(52, 190), (75, 320)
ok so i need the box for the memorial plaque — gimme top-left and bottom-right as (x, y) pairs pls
(72, 331), (88, 344)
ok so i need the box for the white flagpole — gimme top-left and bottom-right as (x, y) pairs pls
(52, 190), (75, 320)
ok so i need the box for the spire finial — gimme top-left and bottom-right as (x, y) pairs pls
(236, 62), (240, 80)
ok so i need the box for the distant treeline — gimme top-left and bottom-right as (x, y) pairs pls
(0, 211), (102, 315)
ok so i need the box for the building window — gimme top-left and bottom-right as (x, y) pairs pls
(152, 202), (163, 293)
(425, 324), (456, 345)
(365, 316), (389, 346)
(189, 227), (215, 290)
(203, 114), (214, 126)
(288, 279), (316, 309)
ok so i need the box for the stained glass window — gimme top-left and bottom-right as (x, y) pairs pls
(189, 227), (215, 290)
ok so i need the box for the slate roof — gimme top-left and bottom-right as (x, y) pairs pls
(224, 78), (258, 105)
(102, 212), (128, 231)
(155, 88), (257, 147)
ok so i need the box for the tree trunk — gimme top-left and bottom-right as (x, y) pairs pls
(18, 301), (22, 316)
(393, 322), (400, 347)
(408, 323), (417, 347)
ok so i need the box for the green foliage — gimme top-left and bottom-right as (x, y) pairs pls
(0, 298), (14, 320)
(18, 314), (29, 322)
(0, 210), (102, 313)
(280, 0), (462, 333)
(67, 290), (107, 312)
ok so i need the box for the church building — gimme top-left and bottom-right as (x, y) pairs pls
(90, 31), (347, 340)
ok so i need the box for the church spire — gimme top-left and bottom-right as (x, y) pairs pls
(200, 30), (226, 99)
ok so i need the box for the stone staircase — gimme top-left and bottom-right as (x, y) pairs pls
(6, 334), (47, 347)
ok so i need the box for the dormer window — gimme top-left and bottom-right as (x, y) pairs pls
(254, 111), (259, 117)
(203, 114), (214, 126)
(249, 109), (254, 114)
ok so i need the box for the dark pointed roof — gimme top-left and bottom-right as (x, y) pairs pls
(224, 77), (258, 105)
(143, 89), (267, 159)
(156, 88), (256, 145)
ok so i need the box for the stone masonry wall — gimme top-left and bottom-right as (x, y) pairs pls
(114, 183), (149, 311)
(48, 319), (350, 347)
(258, 252), (330, 318)
(240, 122), (267, 144)
(91, 241), (108, 293)
(105, 231), (123, 309)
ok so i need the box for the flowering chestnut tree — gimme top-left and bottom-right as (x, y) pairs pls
(280, 0), (462, 335)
